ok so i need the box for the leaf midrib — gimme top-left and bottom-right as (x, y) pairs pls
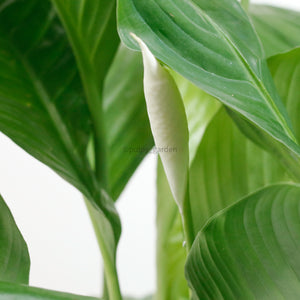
(132, 0), (296, 145)
(186, 0), (297, 144)
(10, 43), (95, 198)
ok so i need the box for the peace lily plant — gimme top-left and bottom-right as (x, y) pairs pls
(0, 0), (300, 299)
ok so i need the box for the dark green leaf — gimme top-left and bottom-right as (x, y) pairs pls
(0, 282), (99, 299)
(0, 194), (30, 284)
(186, 184), (300, 299)
(0, 3), (121, 296)
(0, 0), (96, 197)
(51, 0), (119, 182)
(103, 46), (153, 200)
(118, 0), (300, 167)
(250, 5), (300, 58)
(0, 0), (120, 244)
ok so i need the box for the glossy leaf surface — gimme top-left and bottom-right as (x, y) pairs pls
(186, 184), (300, 299)
(157, 47), (300, 296)
(118, 0), (300, 164)
(0, 195), (30, 284)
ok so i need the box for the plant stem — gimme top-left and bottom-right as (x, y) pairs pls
(181, 180), (195, 251)
(85, 199), (122, 300)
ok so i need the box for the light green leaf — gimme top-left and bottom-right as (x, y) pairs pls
(118, 0), (300, 174)
(103, 45), (153, 200)
(186, 184), (300, 299)
(85, 198), (121, 300)
(171, 72), (221, 164)
(189, 107), (289, 234)
(250, 5), (300, 58)
(156, 159), (189, 300)
(0, 282), (99, 299)
(156, 47), (300, 297)
(268, 48), (300, 142)
(0, 194), (30, 284)
(190, 46), (300, 229)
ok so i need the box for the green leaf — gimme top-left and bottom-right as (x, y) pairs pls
(0, 194), (30, 284)
(171, 72), (221, 164)
(0, 282), (99, 300)
(118, 0), (300, 170)
(0, 0), (96, 197)
(103, 45), (153, 200)
(156, 47), (300, 296)
(0, 1), (121, 296)
(51, 0), (119, 182)
(229, 47), (300, 180)
(268, 48), (300, 142)
(0, 0), (121, 244)
(189, 107), (290, 234)
(156, 159), (189, 300)
(186, 184), (300, 299)
(250, 5), (300, 58)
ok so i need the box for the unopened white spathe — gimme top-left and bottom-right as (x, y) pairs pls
(131, 33), (189, 209)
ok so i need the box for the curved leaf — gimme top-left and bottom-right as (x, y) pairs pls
(157, 46), (300, 297)
(0, 282), (99, 300)
(118, 0), (300, 165)
(0, 194), (30, 284)
(186, 184), (300, 299)
(250, 5), (300, 58)
(189, 107), (290, 234)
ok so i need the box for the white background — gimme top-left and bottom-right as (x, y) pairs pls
(0, 0), (299, 298)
